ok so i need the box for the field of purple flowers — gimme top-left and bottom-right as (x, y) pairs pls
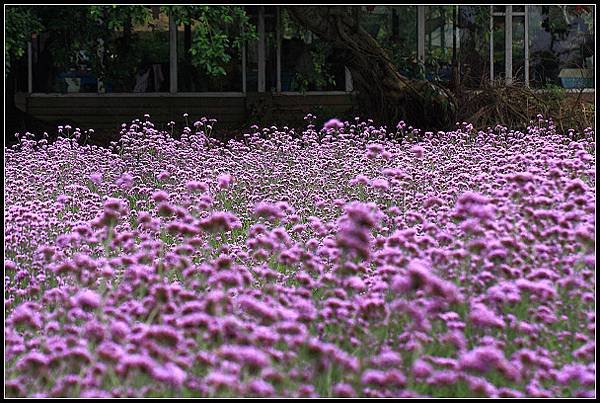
(4, 115), (596, 397)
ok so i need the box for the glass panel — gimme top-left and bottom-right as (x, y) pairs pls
(513, 6), (525, 14)
(456, 6), (491, 88)
(32, 33), (56, 92)
(177, 16), (243, 92)
(246, 7), (259, 91)
(15, 54), (28, 92)
(32, 7), (100, 93)
(368, 6), (419, 79)
(106, 15), (170, 93)
(425, 6), (456, 82)
(361, 6), (390, 42)
(32, 7), (171, 93)
(528, 5), (594, 88)
(492, 15), (506, 81)
(244, 6), (277, 92)
(512, 15), (526, 83)
(280, 8), (344, 92)
(265, 6), (277, 92)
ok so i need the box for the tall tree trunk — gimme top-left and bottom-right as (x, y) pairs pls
(287, 6), (456, 130)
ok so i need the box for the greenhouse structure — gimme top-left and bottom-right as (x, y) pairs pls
(11, 5), (595, 132)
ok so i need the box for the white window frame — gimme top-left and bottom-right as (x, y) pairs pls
(505, 5), (513, 84)
(26, 6), (561, 96)
(490, 5), (530, 86)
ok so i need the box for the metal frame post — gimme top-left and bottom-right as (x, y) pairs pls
(258, 6), (266, 92)
(417, 6), (426, 67)
(242, 25), (247, 93)
(169, 11), (178, 93)
(345, 67), (353, 92)
(489, 5), (494, 83)
(27, 41), (33, 93)
(276, 7), (282, 92)
(505, 5), (513, 85)
(524, 5), (530, 86)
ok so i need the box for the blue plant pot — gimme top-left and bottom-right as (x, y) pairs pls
(560, 77), (594, 89)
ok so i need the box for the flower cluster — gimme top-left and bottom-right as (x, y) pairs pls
(4, 115), (595, 397)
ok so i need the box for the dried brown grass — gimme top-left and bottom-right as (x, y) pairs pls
(456, 80), (595, 137)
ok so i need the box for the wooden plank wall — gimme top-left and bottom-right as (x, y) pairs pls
(18, 92), (593, 138)
(22, 93), (357, 134)
(248, 93), (357, 126)
(25, 95), (248, 132)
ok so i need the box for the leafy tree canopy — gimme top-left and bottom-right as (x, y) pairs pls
(5, 7), (43, 73)
(5, 5), (256, 78)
